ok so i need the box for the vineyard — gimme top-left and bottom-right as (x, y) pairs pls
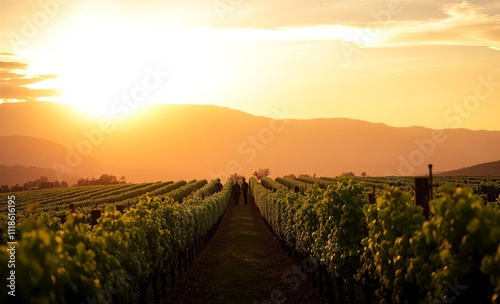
(252, 175), (500, 303)
(0, 178), (232, 303)
(0, 175), (499, 303)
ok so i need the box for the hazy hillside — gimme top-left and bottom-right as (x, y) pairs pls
(0, 165), (82, 186)
(0, 135), (106, 173)
(438, 160), (500, 176)
(0, 135), (172, 186)
(1, 102), (499, 182)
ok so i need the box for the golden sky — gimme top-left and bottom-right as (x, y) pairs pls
(1, 0), (499, 130)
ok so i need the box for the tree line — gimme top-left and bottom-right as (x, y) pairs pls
(0, 174), (126, 193)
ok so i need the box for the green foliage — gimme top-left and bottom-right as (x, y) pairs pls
(318, 177), (368, 279)
(261, 177), (288, 192)
(0, 213), (130, 304)
(276, 177), (308, 193)
(408, 184), (500, 303)
(357, 186), (424, 303)
(250, 177), (500, 303)
(0, 179), (233, 303)
(294, 185), (322, 254)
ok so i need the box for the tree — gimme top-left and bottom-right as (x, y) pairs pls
(361, 172), (367, 178)
(98, 174), (118, 185)
(61, 181), (69, 187)
(11, 184), (23, 192)
(253, 168), (270, 181)
(344, 171), (355, 177)
(77, 178), (89, 186)
(120, 176), (127, 184)
(230, 173), (244, 183)
(37, 176), (49, 183)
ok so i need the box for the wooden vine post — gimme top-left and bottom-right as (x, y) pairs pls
(428, 164), (433, 200)
(91, 209), (101, 227)
(414, 164), (433, 219)
(116, 205), (124, 214)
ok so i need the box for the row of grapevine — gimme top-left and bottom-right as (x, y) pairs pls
(191, 179), (218, 198)
(0, 179), (233, 304)
(250, 176), (500, 303)
(10, 184), (129, 209)
(297, 176), (335, 188)
(261, 177), (288, 192)
(40, 181), (174, 211)
(275, 177), (308, 193)
(165, 180), (207, 202)
(0, 180), (210, 237)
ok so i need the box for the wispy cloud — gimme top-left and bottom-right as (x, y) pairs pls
(0, 60), (60, 102)
(147, 1), (499, 51)
(367, 1), (500, 50)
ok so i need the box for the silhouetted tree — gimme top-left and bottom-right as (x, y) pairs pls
(97, 174), (118, 185)
(344, 171), (355, 177)
(230, 173), (244, 183)
(77, 174), (120, 186)
(361, 172), (367, 178)
(77, 178), (89, 186)
(11, 184), (23, 192)
(120, 176), (127, 184)
(61, 181), (69, 187)
(253, 168), (270, 181)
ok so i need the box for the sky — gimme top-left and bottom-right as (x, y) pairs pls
(1, 0), (500, 130)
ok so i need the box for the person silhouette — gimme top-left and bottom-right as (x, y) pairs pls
(241, 177), (249, 205)
(232, 180), (241, 206)
(214, 178), (223, 193)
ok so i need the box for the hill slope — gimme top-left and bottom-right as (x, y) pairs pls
(1, 102), (499, 181)
(438, 160), (500, 176)
(0, 135), (172, 186)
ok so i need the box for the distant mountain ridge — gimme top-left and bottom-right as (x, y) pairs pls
(0, 164), (81, 187)
(0, 135), (171, 186)
(438, 160), (500, 176)
(0, 102), (499, 183)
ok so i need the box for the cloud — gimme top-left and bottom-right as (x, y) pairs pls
(369, 1), (500, 50)
(183, 0), (500, 52)
(0, 60), (60, 102)
(0, 61), (27, 69)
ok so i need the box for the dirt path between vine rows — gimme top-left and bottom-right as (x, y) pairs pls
(165, 195), (327, 304)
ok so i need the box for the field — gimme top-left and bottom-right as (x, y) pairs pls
(1, 175), (500, 303)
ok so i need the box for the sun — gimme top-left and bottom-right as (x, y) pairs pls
(39, 14), (225, 118)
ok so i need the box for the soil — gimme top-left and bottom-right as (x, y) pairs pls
(164, 196), (327, 304)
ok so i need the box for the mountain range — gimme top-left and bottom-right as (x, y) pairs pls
(0, 102), (499, 185)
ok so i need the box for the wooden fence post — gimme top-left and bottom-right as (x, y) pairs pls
(428, 164), (433, 200)
(91, 210), (101, 227)
(370, 185), (376, 204)
(414, 177), (429, 219)
(116, 205), (124, 214)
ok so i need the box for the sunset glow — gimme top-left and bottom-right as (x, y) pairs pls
(1, 0), (499, 128)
